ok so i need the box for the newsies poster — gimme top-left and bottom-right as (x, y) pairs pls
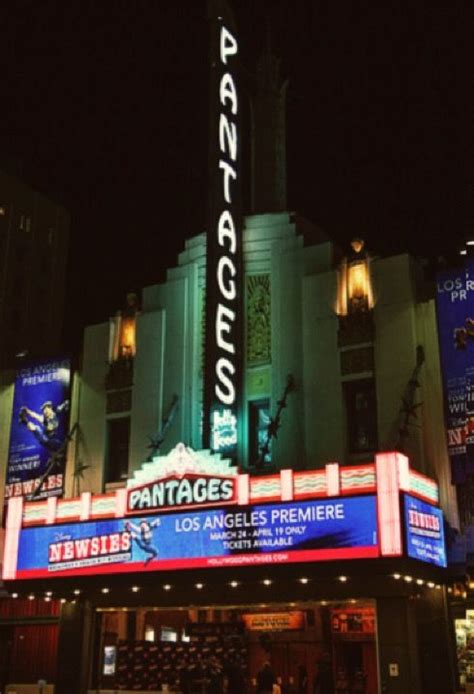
(436, 259), (474, 482)
(5, 357), (71, 500)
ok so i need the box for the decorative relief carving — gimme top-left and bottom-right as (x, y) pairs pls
(247, 275), (271, 366)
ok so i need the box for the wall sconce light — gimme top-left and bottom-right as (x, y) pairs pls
(109, 293), (139, 362)
(336, 239), (374, 317)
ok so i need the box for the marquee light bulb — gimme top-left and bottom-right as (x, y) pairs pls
(230, 580), (239, 588)
(195, 583), (204, 590)
(393, 573), (401, 580)
(427, 582), (435, 588)
(416, 579), (424, 586)
(338, 575), (347, 583)
(163, 584), (172, 591)
(131, 586), (140, 593)
(11, 593), (18, 599)
(404, 576), (413, 583)
(73, 589), (81, 596)
(263, 579), (272, 586)
(299, 578), (309, 584)
(28, 594), (35, 600)
(101, 587), (110, 594)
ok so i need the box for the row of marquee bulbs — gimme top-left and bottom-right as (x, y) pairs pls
(10, 576), (351, 601)
(392, 574), (444, 590)
(11, 575), (448, 601)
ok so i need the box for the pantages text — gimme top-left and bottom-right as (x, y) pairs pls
(214, 24), (239, 408)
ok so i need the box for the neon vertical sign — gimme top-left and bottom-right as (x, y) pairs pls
(203, 0), (242, 458)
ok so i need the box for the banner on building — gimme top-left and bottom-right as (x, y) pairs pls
(5, 357), (71, 500)
(203, 0), (243, 458)
(12, 496), (378, 579)
(435, 260), (474, 483)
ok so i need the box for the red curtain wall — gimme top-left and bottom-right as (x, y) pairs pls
(9, 624), (58, 683)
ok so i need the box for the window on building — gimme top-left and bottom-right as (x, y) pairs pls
(249, 399), (271, 467)
(344, 379), (378, 454)
(105, 417), (130, 484)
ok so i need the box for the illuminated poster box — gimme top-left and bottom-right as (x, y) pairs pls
(242, 612), (305, 631)
(404, 494), (447, 568)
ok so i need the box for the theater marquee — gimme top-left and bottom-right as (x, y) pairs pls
(2, 447), (445, 581)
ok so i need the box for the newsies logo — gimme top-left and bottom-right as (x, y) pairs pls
(126, 443), (238, 513)
(48, 531), (131, 572)
(203, 1), (242, 458)
(407, 508), (441, 536)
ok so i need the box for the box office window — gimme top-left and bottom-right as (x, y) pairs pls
(344, 379), (378, 454)
(105, 416), (130, 484)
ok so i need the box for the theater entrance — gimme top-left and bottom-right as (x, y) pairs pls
(91, 599), (379, 693)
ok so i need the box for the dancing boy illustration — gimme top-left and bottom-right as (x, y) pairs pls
(125, 518), (160, 565)
(19, 400), (69, 452)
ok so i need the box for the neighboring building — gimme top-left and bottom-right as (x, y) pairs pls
(0, 170), (70, 692)
(0, 169), (69, 367)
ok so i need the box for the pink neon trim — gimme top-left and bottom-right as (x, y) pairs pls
(280, 470), (293, 501)
(2, 497), (23, 580)
(46, 497), (57, 525)
(80, 492), (92, 521)
(325, 463), (340, 497)
(376, 452), (402, 557)
(115, 489), (127, 518)
(238, 474), (249, 505)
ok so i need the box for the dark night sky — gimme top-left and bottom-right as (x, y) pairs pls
(0, 1), (473, 352)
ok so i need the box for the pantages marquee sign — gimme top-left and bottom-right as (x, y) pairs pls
(203, 0), (243, 458)
(126, 444), (238, 512)
(2, 447), (446, 580)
